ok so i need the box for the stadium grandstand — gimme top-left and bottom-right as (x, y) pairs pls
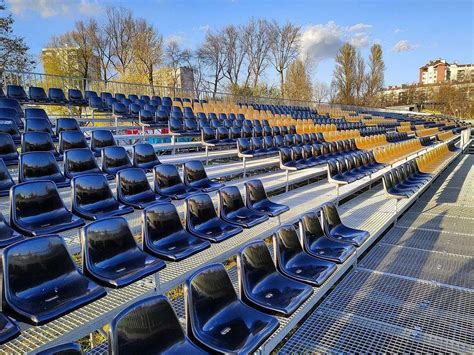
(0, 71), (471, 355)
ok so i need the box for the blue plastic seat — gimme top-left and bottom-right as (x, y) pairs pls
(185, 193), (242, 242)
(10, 180), (85, 236)
(238, 241), (313, 316)
(132, 143), (161, 171)
(68, 89), (87, 106)
(19, 151), (70, 187)
(25, 108), (49, 120)
(63, 148), (109, 179)
(0, 133), (18, 166)
(101, 146), (132, 175)
(142, 203), (210, 261)
(59, 130), (88, 153)
(0, 235), (105, 325)
(245, 179), (289, 217)
(81, 217), (165, 288)
(183, 160), (224, 192)
(273, 225), (337, 286)
(28, 86), (49, 103)
(321, 202), (370, 246)
(6, 85), (28, 102)
(109, 295), (206, 354)
(153, 164), (199, 200)
(90, 129), (116, 156)
(72, 174), (133, 220)
(117, 168), (169, 209)
(300, 211), (355, 263)
(218, 186), (269, 228)
(48, 88), (68, 104)
(185, 263), (279, 354)
(21, 132), (61, 160)
(56, 117), (80, 135)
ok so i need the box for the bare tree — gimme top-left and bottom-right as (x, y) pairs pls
(333, 42), (357, 105)
(222, 25), (247, 85)
(268, 21), (300, 97)
(198, 31), (227, 97)
(242, 18), (271, 88)
(132, 18), (163, 90)
(313, 81), (330, 104)
(105, 7), (135, 76)
(90, 21), (116, 83)
(165, 39), (187, 94)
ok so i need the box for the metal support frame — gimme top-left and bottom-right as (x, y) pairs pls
(242, 157), (247, 177)
(205, 145), (209, 165)
(285, 169), (290, 192)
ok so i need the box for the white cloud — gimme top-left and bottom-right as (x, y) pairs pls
(166, 34), (184, 45)
(79, 0), (103, 15)
(348, 23), (372, 32)
(7, 0), (102, 18)
(394, 28), (405, 33)
(392, 40), (417, 52)
(198, 25), (211, 32)
(351, 32), (369, 48)
(300, 21), (372, 63)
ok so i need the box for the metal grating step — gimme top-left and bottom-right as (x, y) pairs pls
(359, 244), (474, 289)
(319, 269), (473, 346)
(396, 212), (474, 235)
(278, 307), (460, 354)
(381, 226), (474, 256)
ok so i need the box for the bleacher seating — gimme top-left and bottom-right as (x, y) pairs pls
(0, 81), (468, 353)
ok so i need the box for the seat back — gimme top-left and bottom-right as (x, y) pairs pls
(64, 148), (101, 178)
(244, 179), (267, 207)
(21, 132), (57, 154)
(300, 211), (325, 244)
(68, 89), (84, 102)
(143, 202), (184, 244)
(132, 143), (160, 169)
(2, 235), (81, 307)
(91, 130), (115, 153)
(273, 224), (303, 261)
(25, 118), (54, 135)
(216, 127), (229, 141)
(218, 186), (245, 216)
(186, 193), (218, 227)
(19, 151), (63, 183)
(101, 146), (132, 174)
(48, 88), (66, 102)
(153, 164), (185, 191)
(6, 85), (27, 100)
(28, 87), (48, 101)
(117, 168), (154, 201)
(139, 109), (154, 124)
(25, 108), (48, 120)
(10, 180), (68, 226)
(109, 295), (188, 354)
(201, 127), (216, 143)
(279, 147), (293, 166)
(321, 203), (342, 233)
(183, 160), (209, 185)
(185, 263), (238, 329)
(81, 217), (138, 271)
(73, 173), (115, 209)
(56, 118), (80, 135)
(238, 241), (276, 292)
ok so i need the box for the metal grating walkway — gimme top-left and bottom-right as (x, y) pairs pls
(279, 154), (474, 354)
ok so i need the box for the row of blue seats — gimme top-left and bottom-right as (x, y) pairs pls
(327, 151), (386, 183)
(382, 160), (432, 198)
(0, 201), (369, 354)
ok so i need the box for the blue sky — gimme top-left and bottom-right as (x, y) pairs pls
(6, 0), (474, 87)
